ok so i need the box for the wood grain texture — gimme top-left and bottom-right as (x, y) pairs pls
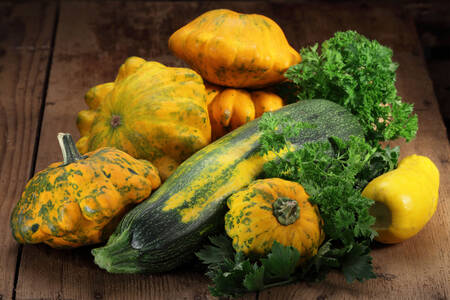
(14, 2), (255, 299)
(0, 2), (56, 300)
(13, 1), (449, 300)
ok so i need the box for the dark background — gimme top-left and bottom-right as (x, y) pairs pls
(403, 0), (450, 139)
(412, 1), (450, 138)
(290, 0), (450, 138)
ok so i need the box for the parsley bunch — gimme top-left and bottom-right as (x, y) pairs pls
(196, 114), (399, 297)
(259, 113), (398, 281)
(284, 30), (418, 144)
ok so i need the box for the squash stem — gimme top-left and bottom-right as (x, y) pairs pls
(272, 197), (300, 225)
(57, 133), (85, 166)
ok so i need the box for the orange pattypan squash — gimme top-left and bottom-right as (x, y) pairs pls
(225, 178), (324, 264)
(10, 133), (161, 248)
(169, 9), (301, 88)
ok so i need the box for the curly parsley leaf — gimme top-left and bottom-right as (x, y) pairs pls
(284, 30), (418, 144)
(258, 113), (316, 156)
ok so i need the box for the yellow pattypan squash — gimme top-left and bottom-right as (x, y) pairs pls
(76, 56), (211, 181)
(225, 178), (324, 264)
(362, 154), (440, 244)
(169, 9), (301, 88)
(10, 133), (161, 248)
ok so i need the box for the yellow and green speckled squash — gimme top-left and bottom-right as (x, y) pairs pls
(205, 83), (284, 140)
(225, 178), (324, 263)
(169, 9), (301, 88)
(10, 133), (161, 248)
(76, 57), (211, 181)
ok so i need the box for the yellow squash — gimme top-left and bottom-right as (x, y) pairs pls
(169, 9), (301, 88)
(362, 154), (440, 244)
(10, 133), (161, 248)
(206, 83), (284, 140)
(76, 56), (211, 181)
(225, 178), (324, 264)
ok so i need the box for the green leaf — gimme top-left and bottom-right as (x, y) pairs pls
(261, 242), (300, 281)
(341, 243), (376, 282)
(196, 235), (234, 265)
(207, 253), (253, 298)
(243, 265), (265, 291)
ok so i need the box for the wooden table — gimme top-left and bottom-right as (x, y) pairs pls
(1, 1), (449, 299)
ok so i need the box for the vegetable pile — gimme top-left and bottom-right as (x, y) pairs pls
(9, 8), (440, 298)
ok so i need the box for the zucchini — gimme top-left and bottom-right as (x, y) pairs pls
(92, 99), (363, 273)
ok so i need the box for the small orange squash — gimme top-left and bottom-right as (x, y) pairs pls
(225, 178), (324, 264)
(10, 133), (161, 248)
(169, 9), (301, 88)
(205, 83), (284, 140)
(209, 88), (256, 140)
(252, 90), (284, 118)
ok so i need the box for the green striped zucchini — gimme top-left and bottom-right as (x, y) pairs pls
(92, 99), (363, 273)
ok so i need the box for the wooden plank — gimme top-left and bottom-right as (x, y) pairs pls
(257, 3), (450, 300)
(0, 2), (56, 300)
(14, 2), (255, 299)
(14, 1), (449, 299)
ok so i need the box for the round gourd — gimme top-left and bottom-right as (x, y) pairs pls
(169, 9), (301, 88)
(206, 83), (284, 140)
(225, 178), (324, 263)
(10, 133), (161, 248)
(362, 154), (439, 244)
(76, 57), (211, 181)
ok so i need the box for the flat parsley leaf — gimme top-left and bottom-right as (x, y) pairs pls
(197, 237), (302, 297)
(243, 265), (265, 291)
(195, 234), (234, 265)
(261, 242), (300, 281)
(341, 243), (377, 282)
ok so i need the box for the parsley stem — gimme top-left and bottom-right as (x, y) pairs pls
(263, 278), (298, 290)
